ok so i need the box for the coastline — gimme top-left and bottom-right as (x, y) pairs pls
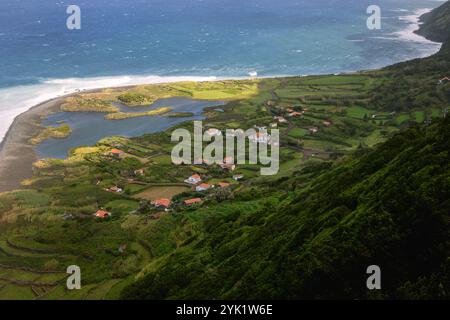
(0, 6), (444, 193)
(0, 96), (63, 192)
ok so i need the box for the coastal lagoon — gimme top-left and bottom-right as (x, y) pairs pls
(35, 97), (224, 159)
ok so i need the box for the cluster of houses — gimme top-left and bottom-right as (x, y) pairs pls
(148, 177), (234, 212)
(271, 105), (335, 135)
(138, 171), (242, 212)
(205, 127), (278, 146)
(247, 126), (279, 146)
(95, 141), (247, 218)
(184, 173), (234, 192)
(148, 196), (206, 211)
(193, 156), (237, 171)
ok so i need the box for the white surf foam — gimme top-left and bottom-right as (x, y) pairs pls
(0, 74), (225, 142)
(393, 8), (442, 47)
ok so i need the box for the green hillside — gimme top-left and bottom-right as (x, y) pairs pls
(415, 1), (450, 42)
(121, 118), (450, 300)
(370, 2), (450, 113)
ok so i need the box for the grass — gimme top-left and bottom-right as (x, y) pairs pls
(168, 80), (260, 100)
(347, 106), (371, 119)
(117, 92), (156, 106)
(61, 97), (119, 113)
(414, 111), (426, 123)
(396, 114), (410, 125)
(105, 107), (172, 120)
(0, 284), (36, 300)
(12, 190), (51, 207)
(133, 186), (191, 201)
(288, 128), (308, 138)
(30, 124), (72, 145)
(150, 154), (173, 165)
(104, 199), (139, 214)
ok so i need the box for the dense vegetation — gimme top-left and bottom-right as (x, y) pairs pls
(117, 92), (156, 106)
(122, 118), (450, 299)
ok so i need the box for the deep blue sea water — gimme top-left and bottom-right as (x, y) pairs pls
(0, 0), (445, 142)
(0, 0), (444, 88)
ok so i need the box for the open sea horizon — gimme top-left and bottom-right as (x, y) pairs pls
(0, 0), (446, 142)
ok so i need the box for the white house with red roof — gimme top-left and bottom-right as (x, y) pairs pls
(196, 183), (213, 192)
(95, 210), (111, 219)
(185, 174), (202, 185)
(151, 198), (171, 209)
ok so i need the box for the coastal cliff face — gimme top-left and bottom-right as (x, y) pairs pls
(370, 2), (450, 113)
(415, 1), (450, 42)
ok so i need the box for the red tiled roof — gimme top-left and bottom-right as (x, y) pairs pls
(151, 198), (171, 208)
(111, 148), (123, 154)
(184, 198), (202, 205)
(95, 210), (110, 218)
(218, 182), (231, 188)
(190, 174), (201, 180)
(197, 183), (211, 189)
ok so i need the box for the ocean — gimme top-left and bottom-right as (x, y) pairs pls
(0, 0), (445, 142)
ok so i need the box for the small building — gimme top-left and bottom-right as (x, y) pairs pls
(249, 131), (270, 144)
(107, 186), (123, 193)
(134, 168), (145, 176)
(219, 163), (236, 171)
(196, 183), (213, 192)
(185, 174), (202, 185)
(274, 116), (287, 123)
(289, 111), (303, 117)
(205, 128), (222, 137)
(118, 244), (127, 253)
(151, 198), (171, 209)
(270, 123), (278, 128)
(323, 120), (332, 127)
(95, 210), (111, 219)
(184, 198), (203, 206)
(233, 174), (244, 181)
(308, 127), (319, 134)
(110, 148), (124, 158)
(218, 182), (231, 188)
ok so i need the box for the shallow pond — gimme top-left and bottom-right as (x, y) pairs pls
(35, 97), (224, 159)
